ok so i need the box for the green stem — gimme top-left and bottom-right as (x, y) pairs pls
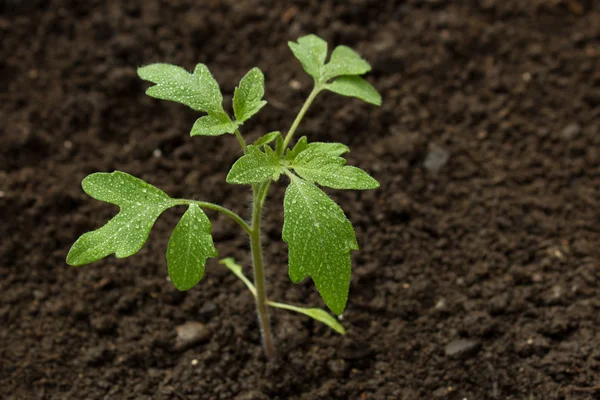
(282, 85), (322, 151)
(250, 183), (275, 358)
(235, 129), (248, 154)
(175, 199), (251, 234)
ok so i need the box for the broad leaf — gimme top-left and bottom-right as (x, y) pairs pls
(326, 76), (382, 106)
(233, 67), (267, 123)
(67, 171), (174, 266)
(283, 175), (358, 314)
(268, 301), (346, 335)
(306, 142), (350, 157)
(254, 131), (281, 147)
(288, 35), (328, 81)
(292, 148), (379, 190)
(285, 136), (308, 161)
(322, 46), (371, 81)
(167, 204), (218, 291)
(226, 145), (283, 184)
(190, 114), (238, 136)
(138, 63), (225, 115)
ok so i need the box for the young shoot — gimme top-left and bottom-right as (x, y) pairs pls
(67, 34), (381, 358)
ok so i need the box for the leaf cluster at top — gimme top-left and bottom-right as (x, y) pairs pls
(288, 34), (381, 105)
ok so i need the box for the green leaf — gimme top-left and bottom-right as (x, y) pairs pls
(190, 114), (238, 136)
(275, 132), (284, 157)
(282, 175), (358, 314)
(220, 257), (257, 296)
(306, 142), (350, 157)
(268, 301), (346, 335)
(167, 204), (218, 291)
(254, 131), (281, 147)
(322, 46), (371, 81)
(292, 148), (379, 190)
(233, 67), (267, 123)
(138, 63), (225, 115)
(325, 76), (382, 106)
(285, 136), (308, 161)
(67, 171), (174, 266)
(226, 145), (283, 184)
(288, 34), (328, 81)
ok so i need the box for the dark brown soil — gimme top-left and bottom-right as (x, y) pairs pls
(2, 1), (600, 399)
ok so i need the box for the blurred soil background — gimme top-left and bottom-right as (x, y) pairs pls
(1, 0), (599, 398)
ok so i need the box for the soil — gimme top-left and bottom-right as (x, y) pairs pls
(1, 1), (600, 399)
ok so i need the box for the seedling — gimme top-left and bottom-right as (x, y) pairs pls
(67, 34), (381, 358)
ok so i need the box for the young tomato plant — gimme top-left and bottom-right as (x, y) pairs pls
(67, 34), (381, 358)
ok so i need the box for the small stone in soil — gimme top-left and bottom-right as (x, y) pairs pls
(199, 301), (218, 318)
(444, 339), (481, 359)
(424, 144), (449, 176)
(174, 322), (210, 351)
(560, 123), (581, 140)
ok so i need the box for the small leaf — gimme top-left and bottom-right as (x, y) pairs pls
(268, 301), (346, 334)
(275, 132), (284, 157)
(288, 34), (328, 80)
(322, 46), (371, 81)
(67, 172), (175, 266)
(233, 67), (267, 123)
(285, 136), (308, 161)
(190, 114), (238, 136)
(254, 131), (281, 147)
(220, 257), (257, 297)
(167, 204), (218, 291)
(292, 148), (379, 190)
(283, 175), (358, 315)
(325, 76), (382, 106)
(138, 63), (225, 114)
(226, 146), (283, 184)
(306, 142), (350, 157)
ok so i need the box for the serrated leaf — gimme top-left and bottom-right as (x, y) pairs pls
(326, 76), (382, 106)
(226, 145), (283, 184)
(283, 175), (358, 314)
(67, 171), (174, 266)
(268, 301), (346, 334)
(322, 46), (371, 81)
(138, 63), (225, 115)
(166, 204), (218, 291)
(234, 67), (267, 123)
(306, 142), (350, 157)
(292, 148), (379, 190)
(190, 114), (238, 136)
(285, 136), (308, 161)
(254, 131), (281, 147)
(288, 34), (328, 80)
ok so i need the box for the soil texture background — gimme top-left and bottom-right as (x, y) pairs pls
(1, 0), (600, 399)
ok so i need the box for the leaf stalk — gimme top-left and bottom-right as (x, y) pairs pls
(282, 85), (322, 151)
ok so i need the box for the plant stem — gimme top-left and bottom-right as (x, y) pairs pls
(250, 183), (275, 358)
(175, 199), (252, 234)
(246, 85), (323, 358)
(235, 129), (248, 154)
(282, 85), (321, 151)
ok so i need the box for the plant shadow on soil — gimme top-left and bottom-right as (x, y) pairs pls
(1, 1), (599, 399)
